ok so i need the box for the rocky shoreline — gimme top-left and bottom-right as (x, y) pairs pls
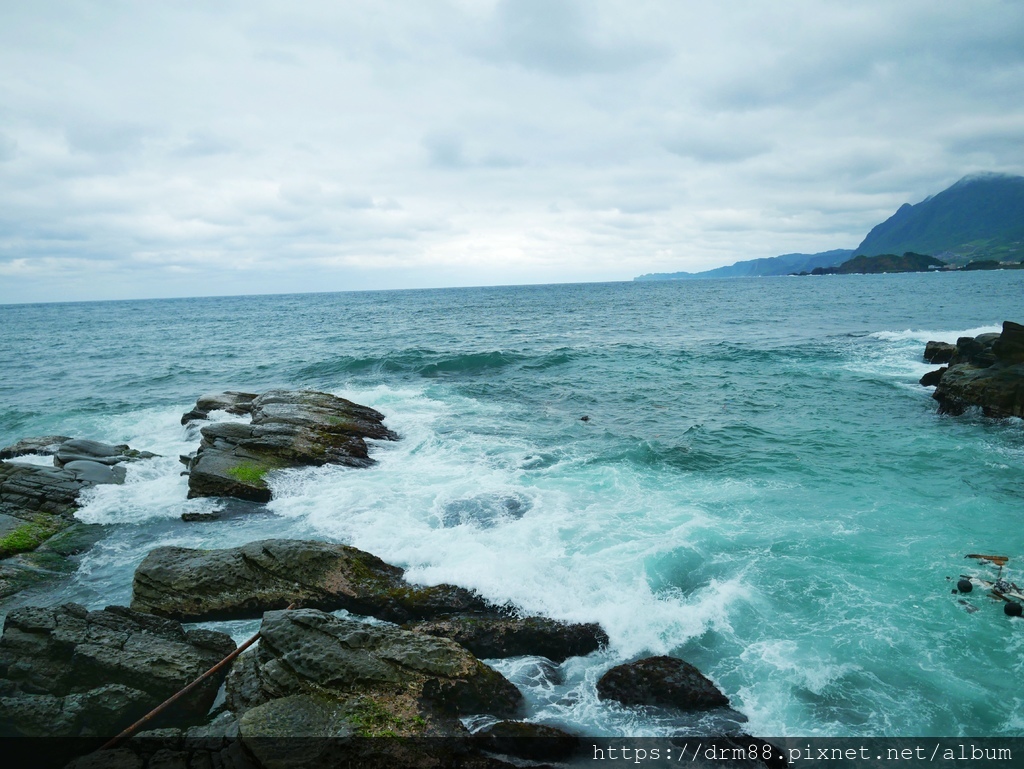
(0, 390), (771, 767)
(920, 320), (1024, 418)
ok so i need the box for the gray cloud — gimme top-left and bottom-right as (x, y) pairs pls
(0, 1), (1022, 302)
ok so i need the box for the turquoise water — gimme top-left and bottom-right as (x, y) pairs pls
(1, 272), (1023, 737)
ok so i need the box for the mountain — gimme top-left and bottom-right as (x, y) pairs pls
(855, 173), (1024, 265)
(634, 249), (854, 281)
(808, 252), (946, 275)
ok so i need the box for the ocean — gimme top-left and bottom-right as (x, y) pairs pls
(1, 271), (1023, 738)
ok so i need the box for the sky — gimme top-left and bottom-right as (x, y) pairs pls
(2, 1), (1023, 303)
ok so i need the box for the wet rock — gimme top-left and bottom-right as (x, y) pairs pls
(993, 320), (1024, 364)
(183, 389), (398, 502)
(62, 460), (128, 485)
(130, 540), (608, 663)
(949, 333), (1000, 367)
(132, 539), (407, 621)
(406, 616), (608, 662)
(0, 603), (235, 738)
(129, 539), (494, 623)
(0, 436), (156, 600)
(54, 439), (156, 468)
(919, 367), (946, 387)
(0, 436), (73, 460)
(180, 391), (258, 425)
(923, 341), (956, 364)
(472, 720), (580, 761)
(932, 322), (1024, 419)
(225, 608), (521, 726)
(596, 655), (730, 711)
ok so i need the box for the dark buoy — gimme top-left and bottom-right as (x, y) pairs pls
(1004, 601), (1022, 617)
(957, 579), (973, 593)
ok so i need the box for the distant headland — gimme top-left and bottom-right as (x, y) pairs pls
(636, 172), (1024, 281)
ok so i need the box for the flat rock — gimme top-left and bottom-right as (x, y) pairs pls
(184, 389), (398, 502)
(0, 603), (235, 737)
(129, 539), (492, 623)
(596, 655), (730, 711)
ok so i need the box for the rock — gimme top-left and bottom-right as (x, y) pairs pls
(0, 436), (73, 460)
(596, 656), (729, 711)
(0, 603), (235, 738)
(184, 390), (398, 502)
(130, 539), (608, 662)
(62, 460), (128, 485)
(132, 539), (406, 621)
(923, 341), (956, 364)
(0, 461), (87, 519)
(225, 608), (521, 725)
(406, 616), (608, 662)
(472, 720), (580, 761)
(949, 333), (1000, 367)
(130, 539), (492, 623)
(993, 320), (1024, 365)
(919, 367), (946, 387)
(933, 322), (1024, 419)
(0, 437), (156, 600)
(180, 391), (258, 425)
(54, 439), (155, 468)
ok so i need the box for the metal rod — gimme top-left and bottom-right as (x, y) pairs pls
(99, 604), (296, 752)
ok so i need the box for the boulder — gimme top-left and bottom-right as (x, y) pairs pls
(405, 616), (608, 662)
(923, 341), (956, 364)
(932, 322), (1024, 418)
(596, 655), (729, 711)
(0, 603), (235, 738)
(183, 390), (398, 502)
(225, 608), (522, 727)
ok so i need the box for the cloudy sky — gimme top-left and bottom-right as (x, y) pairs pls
(2, 1), (1023, 303)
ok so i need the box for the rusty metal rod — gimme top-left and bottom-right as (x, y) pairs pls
(99, 604), (296, 752)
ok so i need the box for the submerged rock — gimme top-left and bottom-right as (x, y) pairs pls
(929, 322), (1024, 418)
(183, 389), (398, 502)
(0, 603), (235, 738)
(596, 655), (730, 711)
